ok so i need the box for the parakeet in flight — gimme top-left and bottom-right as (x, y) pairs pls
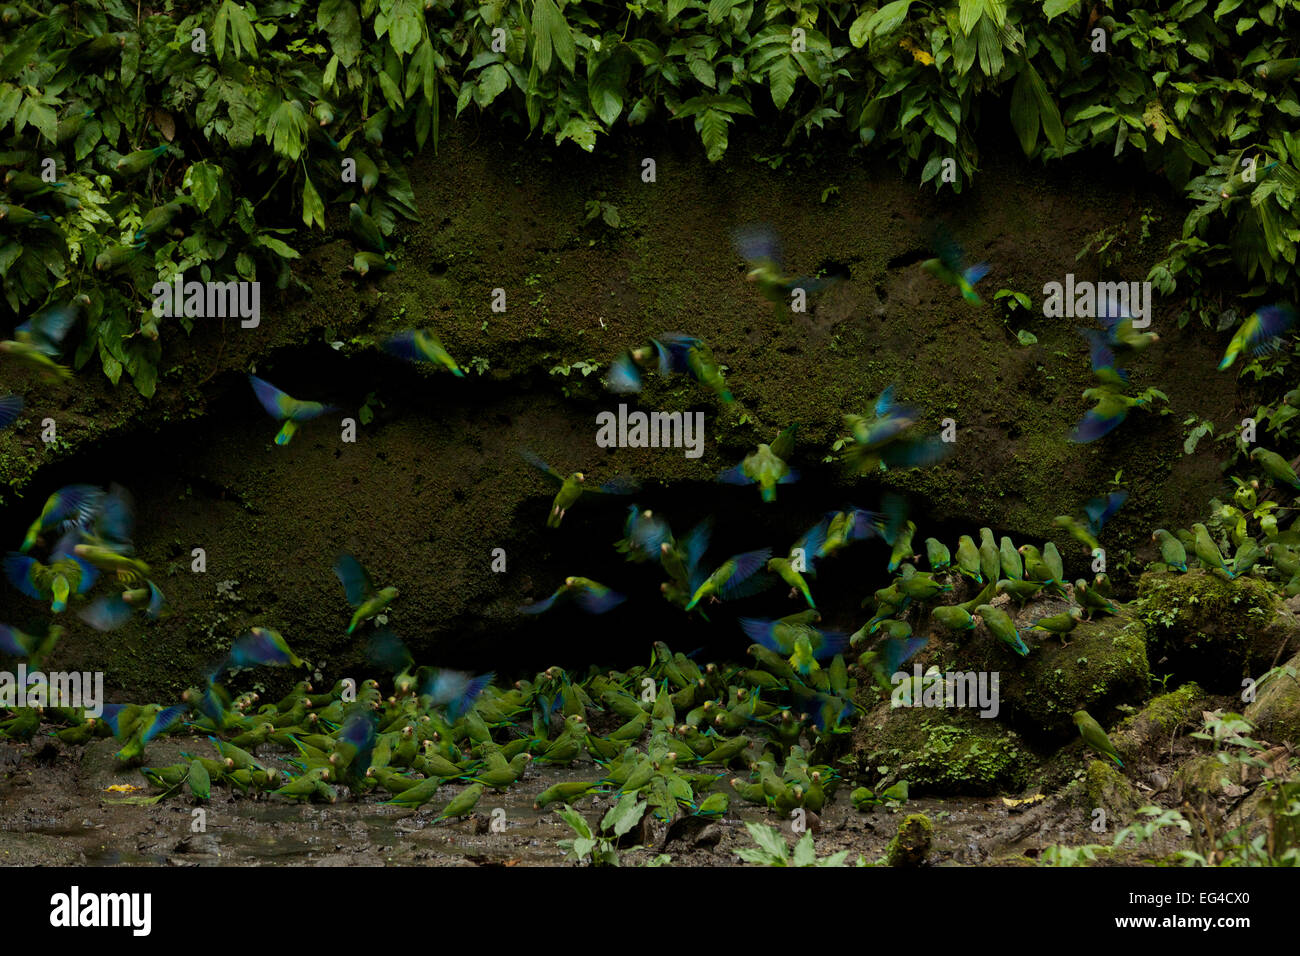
(334, 553), (399, 634)
(249, 375), (337, 445)
(718, 424), (799, 502)
(1218, 305), (1295, 371)
(384, 329), (464, 377)
(522, 450), (638, 528)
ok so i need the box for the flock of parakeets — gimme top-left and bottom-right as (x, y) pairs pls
(1, 222), (1298, 834)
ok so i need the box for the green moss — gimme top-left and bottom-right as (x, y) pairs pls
(1118, 681), (1206, 739)
(884, 813), (933, 867)
(1244, 651), (1300, 746)
(1137, 571), (1293, 691)
(994, 610), (1150, 736)
(1082, 759), (1140, 821)
(855, 707), (1034, 796)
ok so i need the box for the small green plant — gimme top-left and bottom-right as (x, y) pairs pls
(1183, 415), (1215, 455)
(735, 822), (852, 867)
(358, 391), (384, 426)
(583, 198), (621, 230)
(556, 794), (647, 867)
(467, 356), (490, 375)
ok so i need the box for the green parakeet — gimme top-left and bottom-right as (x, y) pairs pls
(1072, 709), (1123, 767)
(333, 553), (398, 634)
(1152, 529), (1187, 572)
(718, 425), (799, 503)
(248, 375), (337, 445)
(523, 450), (638, 528)
(1192, 523), (1235, 579)
(384, 329), (464, 376)
(1250, 447), (1300, 491)
(975, 604), (1029, 656)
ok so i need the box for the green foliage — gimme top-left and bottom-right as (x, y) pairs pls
(1042, 710), (1300, 866)
(735, 821), (855, 866)
(3, 0), (1299, 399)
(556, 794), (648, 866)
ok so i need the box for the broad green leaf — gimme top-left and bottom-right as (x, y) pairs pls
(708, 0), (736, 23)
(558, 804), (592, 839)
(474, 64), (509, 108)
(556, 116), (597, 151)
(697, 108), (730, 161)
(386, 0), (425, 57)
(265, 98), (310, 161)
(855, 0), (914, 45)
(318, 0), (362, 67)
(745, 821), (788, 860)
(1010, 68), (1038, 155)
(302, 172), (324, 230)
(588, 50), (629, 126)
(185, 162), (222, 213)
(769, 54), (797, 109)
(791, 831), (817, 866)
(602, 792), (648, 837)
(1027, 63), (1065, 151)
(533, 0), (576, 74)
(1043, 0), (1078, 18)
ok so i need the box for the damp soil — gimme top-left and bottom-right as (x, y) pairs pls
(0, 728), (1203, 867)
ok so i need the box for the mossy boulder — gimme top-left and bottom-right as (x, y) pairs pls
(852, 705), (1035, 796)
(884, 813), (933, 867)
(1243, 651), (1300, 746)
(1136, 571), (1300, 692)
(1081, 759), (1141, 823)
(981, 604), (1149, 737)
(1113, 681), (1207, 758)
(1170, 753), (1240, 804)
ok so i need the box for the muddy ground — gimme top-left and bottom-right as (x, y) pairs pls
(0, 724), (1206, 867)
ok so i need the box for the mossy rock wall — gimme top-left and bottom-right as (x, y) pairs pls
(0, 126), (1246, 698)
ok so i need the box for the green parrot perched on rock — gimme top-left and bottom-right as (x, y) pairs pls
(974, 604), (1029, 656)
(955, 534), (982, 582)
(718, 424), (799, 503)
(1192, 523), (1235, 579)
(999, 536), (1023, 580)
(522, 449), (639, 528)
(1152, 529), (1187, 571)
(333, 553), (398, 633)
(248, 375), (337, 445)
(1027, 607), (1083, 645)
(1072, 709), (1123, 767)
